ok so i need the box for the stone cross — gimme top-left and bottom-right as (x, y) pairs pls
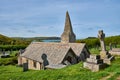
(98, 30), (106, 51)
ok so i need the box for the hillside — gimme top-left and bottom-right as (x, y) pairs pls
(77, 35), (120, 48)
(1, 33), (120, 48)
(0, 34), (29, 45)
(0, 34), (13, 45)
(0, 34), (30, 50)
(12, 37), (60, 42)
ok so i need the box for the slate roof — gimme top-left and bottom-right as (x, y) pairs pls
(21, 42), (86, 65)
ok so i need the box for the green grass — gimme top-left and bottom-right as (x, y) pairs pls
(89, 48), (100, 54)
(0, 56), (120, 80)
(0, 51), (18, 65)
(89, 45), (115, 54)
(0, 49), (120, 80)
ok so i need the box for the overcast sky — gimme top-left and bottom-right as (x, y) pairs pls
(0, 0), (120, 39)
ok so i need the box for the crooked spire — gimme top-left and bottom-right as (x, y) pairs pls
(61, 11), (76, 43)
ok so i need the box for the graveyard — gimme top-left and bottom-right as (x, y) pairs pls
(0, 1), (120, 79)
(0, 39), (120, 80)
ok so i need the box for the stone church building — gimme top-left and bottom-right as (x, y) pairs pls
(18, 11), (90, 70)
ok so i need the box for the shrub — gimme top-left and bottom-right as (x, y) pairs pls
(0, 56), (18, 66)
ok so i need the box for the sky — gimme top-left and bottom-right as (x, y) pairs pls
(0, 0), (120, 39)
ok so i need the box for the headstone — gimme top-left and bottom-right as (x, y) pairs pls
(109, 48), (120, 55)
(0, 51), (10, 58)
(114, 43), (117, 48)
(23, 63), (28, 72)
(109, 43), (112, 50)
(84, 55), (106, 72)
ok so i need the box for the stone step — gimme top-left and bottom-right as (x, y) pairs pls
(83, 62), (106, 72)
(86, 58), (103, 64)
(90, 55), (100, 59)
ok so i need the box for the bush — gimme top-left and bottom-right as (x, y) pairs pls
(0, 56), (18, 66)
(76, 35), (120, 48)
(76, 38), (100, 48)
(0, 45), (27, 51)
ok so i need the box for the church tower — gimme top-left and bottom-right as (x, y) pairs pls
(61, 11), (76, 43)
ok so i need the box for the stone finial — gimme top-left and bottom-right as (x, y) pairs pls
(61, 11), (76, 43)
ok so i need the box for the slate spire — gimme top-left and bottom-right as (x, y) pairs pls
(61, 11), (76, 43)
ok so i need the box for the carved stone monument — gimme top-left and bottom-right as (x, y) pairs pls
(84, 55), (106, 72)
(98, 30), (108, 58)
(98, 30), (106, 51)
(98, 30), (114, 64)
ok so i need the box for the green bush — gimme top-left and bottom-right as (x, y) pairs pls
(0, 45), (27, 51)
(76, 36), (120, 48)
(76, 38), (100, 48)
(0, 56), (18, 66)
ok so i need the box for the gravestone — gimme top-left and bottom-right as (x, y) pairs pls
(23, 63), (28, 72)
(109, 43), (112, 50)
(98, 30), (114, 64)
(0, 51), (10, 58)
(84, 55), (106, 72)
(109, 48), (120, 55)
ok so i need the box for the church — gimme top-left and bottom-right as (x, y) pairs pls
(18, 11), (90, 70)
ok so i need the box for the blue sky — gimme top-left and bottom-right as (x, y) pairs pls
(0, 0), (120, 39)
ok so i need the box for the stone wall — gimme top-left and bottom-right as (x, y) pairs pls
(21, 57), (43, 70)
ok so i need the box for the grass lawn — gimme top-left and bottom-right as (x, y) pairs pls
(0, 56), (120, 80)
